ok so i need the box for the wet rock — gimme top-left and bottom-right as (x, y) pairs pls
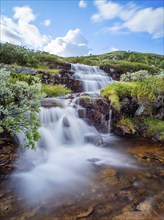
(0, 134), (18, 177)
(137, 199), (152, 213)
(78, 96), (110, 132)
(63, 116), (70, 127)
(121, 96), (139, 117)
(84, 133), (103, 146)
(77, 108), (86, 118)
(41, 99), (64, 108)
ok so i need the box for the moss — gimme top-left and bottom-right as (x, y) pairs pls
(41, 84), (71, 97)
(117, 117), (135, 134)
(144, 118), (164, 141)
(82, 95), (90, 100)
(101, 82), (136, 110)
(46, 69), (60, 74)
(37, 68), (60, 74)
(101, 75), (164, 112)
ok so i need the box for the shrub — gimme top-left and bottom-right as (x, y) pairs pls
(0, 69), (43, 148)
(121, 70), (150, 82)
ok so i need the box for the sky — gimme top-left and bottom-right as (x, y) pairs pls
(1, 0), (164, 56)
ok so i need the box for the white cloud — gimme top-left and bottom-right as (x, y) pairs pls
(110, 47), (119, 52)
(124, 7), (164, 39)
(92, 0), (164, 39)
(13, 5), (36, 22)
(1, 6), (90, 56)
(43, 19), (51, 27)
(44, 28), (90, 57)
(1, 6), (49, 49)
(79, 0), (87, 8)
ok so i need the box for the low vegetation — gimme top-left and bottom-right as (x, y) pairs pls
(0, 43), (66, 69)
(101, 71), (164, 141)
(67, 51), (163, 74)
(1, 43), (163, 75)
(42, 84), (71, 97)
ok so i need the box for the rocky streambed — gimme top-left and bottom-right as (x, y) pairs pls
(0, 138), (163, 220)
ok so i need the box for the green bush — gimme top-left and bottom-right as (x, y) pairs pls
(117, 117), (135, 134)
(0, 69), (43, 148)
(144, 118), (164, 141)
(121, 70), (150, 82)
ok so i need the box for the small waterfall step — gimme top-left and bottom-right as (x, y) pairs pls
(71, 63), (113, 92)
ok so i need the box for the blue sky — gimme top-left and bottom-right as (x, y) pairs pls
(1, 0), (164, 56)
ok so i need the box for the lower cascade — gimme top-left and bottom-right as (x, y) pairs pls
(15, 64), (135, 202)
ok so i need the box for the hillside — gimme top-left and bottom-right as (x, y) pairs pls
(0, 43), (163, 75)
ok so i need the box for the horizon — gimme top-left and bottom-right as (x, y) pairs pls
(1, 0), (164, 56)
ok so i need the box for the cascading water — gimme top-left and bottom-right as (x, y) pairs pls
(15, 64), (135, 203)
(71, 63), (113, 92)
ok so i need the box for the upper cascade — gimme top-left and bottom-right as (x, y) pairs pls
(71, 63), (113, 92)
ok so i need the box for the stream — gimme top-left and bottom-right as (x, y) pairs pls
(0, 64), (163, 220)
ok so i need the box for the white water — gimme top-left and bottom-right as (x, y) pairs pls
(71, 63), (113, 92)
(15, 64), (135, 203)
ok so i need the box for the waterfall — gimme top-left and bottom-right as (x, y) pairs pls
(108, 109), (112, 132)
(71, 63), (113, 92)
(15, 64), (135, 203)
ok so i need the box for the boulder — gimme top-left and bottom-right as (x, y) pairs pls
(84, 133), (103, 146)
(77, 96), (110, 132)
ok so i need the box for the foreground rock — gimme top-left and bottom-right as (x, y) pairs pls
(84, 133), (103, 146)
(76, 95), (110, 133)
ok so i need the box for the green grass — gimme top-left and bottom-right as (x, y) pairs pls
(144, 118), (164, 141)
(117, 117), (135, 134)
(101, 75), (164, 111)
(42, 84), (71, 97)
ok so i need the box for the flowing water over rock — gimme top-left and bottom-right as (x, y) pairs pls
(71, 63), (113, 92)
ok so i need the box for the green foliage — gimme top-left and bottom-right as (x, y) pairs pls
(101, 82), (136, 110)
(121, 70), (150, 82)
(101, 75), (164, 111)
(0, 43), (39, 67)
(144, 118), (164, 141)
(1, 43), (163, 74)
(46, 69), (60, 74)
(0, 69), (43, 148)
(117, 117), (135, 134)
(136, 76), (164, 103)
(66, 51), (163, 73)
(10, 72), (38, 84)
(101, 60), (160, 74)
(0, 43), (66, 68)
(42, 84), (71, 97)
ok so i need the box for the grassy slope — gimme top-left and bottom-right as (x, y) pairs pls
(0, 43), (163, 73)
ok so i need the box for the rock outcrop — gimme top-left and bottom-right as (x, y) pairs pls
(0, 134), (18, 178)
(75, 95), (110, 133)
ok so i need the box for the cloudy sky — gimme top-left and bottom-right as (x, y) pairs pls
(1, 0), (164, 56)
